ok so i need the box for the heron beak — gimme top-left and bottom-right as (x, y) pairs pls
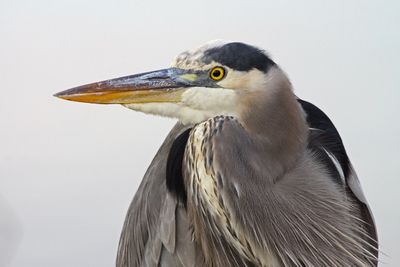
(54, 68), (197, 104)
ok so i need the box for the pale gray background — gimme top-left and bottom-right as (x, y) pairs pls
(1, 0), (399, 266)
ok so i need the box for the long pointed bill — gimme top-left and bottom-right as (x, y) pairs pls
(54, 68), (198, 104)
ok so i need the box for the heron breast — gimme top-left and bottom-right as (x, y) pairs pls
(184, 117), (271, 266)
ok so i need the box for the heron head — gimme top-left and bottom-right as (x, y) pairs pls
(55, 40), (288, 124)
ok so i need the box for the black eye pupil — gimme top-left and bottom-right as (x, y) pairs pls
(213, 70), (221, 77)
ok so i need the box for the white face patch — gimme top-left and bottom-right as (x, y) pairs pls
(124, 86), (239, 125)
(181, 87), (238, 114)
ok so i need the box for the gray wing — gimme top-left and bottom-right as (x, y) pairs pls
(299, 99), (378, 262)
(189, 114), (378, 266)
(116, 122), (202, 267)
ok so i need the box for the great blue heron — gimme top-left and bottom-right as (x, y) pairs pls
(55, 41), (378, 266)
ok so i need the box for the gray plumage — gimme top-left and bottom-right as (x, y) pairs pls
(54, 41), (378, 267)
(117, 123), (201, 267)
(116, 87), (378, 266)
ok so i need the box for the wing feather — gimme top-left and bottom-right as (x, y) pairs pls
(299, 99), (378, 263)
(116, 123), (200, 267)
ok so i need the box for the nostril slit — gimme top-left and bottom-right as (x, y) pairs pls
(147, 76), (169, 80)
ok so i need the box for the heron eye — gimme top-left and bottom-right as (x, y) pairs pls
(209, 67), (225, 81)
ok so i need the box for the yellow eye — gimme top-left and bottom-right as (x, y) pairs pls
(209, 67), (225, 81)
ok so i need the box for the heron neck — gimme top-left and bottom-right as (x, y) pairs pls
(238, 79), (308, 172)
